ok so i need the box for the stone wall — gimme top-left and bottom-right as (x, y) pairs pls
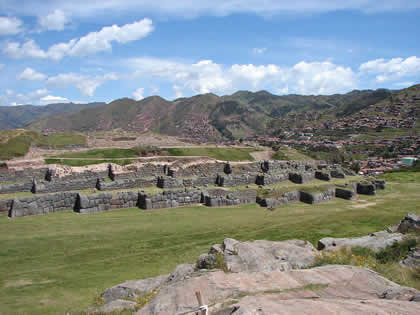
(357, 183), (376, 195)
(0, 199), (13, 214)
(9, 192), (78, 218)
(335, 187), (357, 200)
(299, 188), (335, 204)
(203, 189), (258, 207)
(110, 164), (166, 180)
(216, 174), (257, 187)
(0, 181), (32, 194)
(0, 167), (49, 182)
(75, 191), (139, 214)
(138, 189), (202, 210)
(33, 178), (100, 194)
(256, 191), (300, 208)
(255, 173), (289, 186)
(315, 171), (331, 181)
(289, 172), (315, 184)
(98, 177), (156, 191)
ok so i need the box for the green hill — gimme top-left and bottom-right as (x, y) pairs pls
(0, 102), (106, 130)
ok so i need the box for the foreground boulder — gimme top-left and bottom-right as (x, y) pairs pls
(397, 214), (420, 234)
(135, 265), (420, 315)
(318, 231), (404, 251)
(198, 238), (317, 272)
(400, 245), (420, 268)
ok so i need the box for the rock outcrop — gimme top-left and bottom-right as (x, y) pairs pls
(135, 265), (420, 315)
(197, 238), (317, 273)
(317, 231), (404, 251)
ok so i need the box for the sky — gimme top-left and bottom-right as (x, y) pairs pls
(0, 0), (419, 106)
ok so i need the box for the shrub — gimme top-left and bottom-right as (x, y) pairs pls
(375, 239), (418, 264)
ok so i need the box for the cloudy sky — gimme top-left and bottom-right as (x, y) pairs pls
(0, 0), (419, 105)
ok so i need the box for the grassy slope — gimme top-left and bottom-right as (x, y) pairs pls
(272, 148), (312, 160)
(50, 147), (257, 164)
(0, 173), (419, 314)
(166, 147), (256, 161)
(0, 130), (86, 160)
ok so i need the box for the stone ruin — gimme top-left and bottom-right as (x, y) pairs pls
(0, 159), (386, 218)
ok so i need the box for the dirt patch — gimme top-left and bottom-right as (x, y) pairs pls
(351, 202), (377, 209)
(4, 279), (33, 288)
(250, 150), (274, 161)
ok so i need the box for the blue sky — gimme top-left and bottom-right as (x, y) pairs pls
(0, 0), (419, 105)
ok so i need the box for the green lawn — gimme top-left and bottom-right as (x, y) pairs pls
(166, 147), (256, 161)
(54, 148), (138, 159)
(50, 147), (258, 165)
(1, 173), (419, 314)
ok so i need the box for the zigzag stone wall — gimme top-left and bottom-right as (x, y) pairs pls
(0, 167), (49, 182)
(97, 177), (157, 191)
(0, 182), (33, 194)
(138, 189), (202, 210)
(9, 192), (78, 218)
(33, 178), (100, 194)
(75, 191), (139, 214)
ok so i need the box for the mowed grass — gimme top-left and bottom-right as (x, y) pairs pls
(54, 148), (138, 159)
(166, 147), (256, 161)
(50, 147), (257, 165)
(1, 174), (419, 314)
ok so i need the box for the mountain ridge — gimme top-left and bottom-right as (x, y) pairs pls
(3, 84), (419, 140)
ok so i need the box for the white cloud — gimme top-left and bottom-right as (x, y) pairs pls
(47, 72), (118, 96)
(0, 16), (23, 35)
(3, 40), (47, 59)
(39, 9), (70, 31)
(253, 47), (266, 54)
(3, 1), (419, 18)
(1, 88), (75, 106)
(128, 57), (358, 96)
(291, 61), (357, 94)
(132, 87), (144, 100)
(359, 56), (420, 82)
(17, 67), (47, 81)
(39, 95), (69, 104)
(3, 18), (154, 60)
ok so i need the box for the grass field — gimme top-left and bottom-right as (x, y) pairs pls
(0, 130), (86, 160)
(1, 172), (419, 314)
(49, 147), (257, 166)
(166, 147), (256, 161)
(272, 148), (312, 160)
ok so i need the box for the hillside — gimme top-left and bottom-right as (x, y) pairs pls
(0, 102), (106, 130)
(26, 85), (419, 140)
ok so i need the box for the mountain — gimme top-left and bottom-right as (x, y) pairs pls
(0, 102), (106, 130)
(26, 85), (419, 140)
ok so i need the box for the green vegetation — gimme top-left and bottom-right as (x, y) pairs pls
(166, 147), (256, 161)
(379, 168), (420, 183)
(313, 238), (420, 290)
(47, 147), (258, 165)
(45, 158), (135, 167)
(0, 130), (86, 160)
(0, 171), (419, 314)
(54, 148), (137, 159)
(272, 147), (311, 160)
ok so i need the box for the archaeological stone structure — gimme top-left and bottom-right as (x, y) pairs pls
(0, 159), (383, 218)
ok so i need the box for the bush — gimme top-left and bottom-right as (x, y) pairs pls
(375, 239), (418, 264)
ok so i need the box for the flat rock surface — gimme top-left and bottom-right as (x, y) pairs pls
(135, 265), (420, 315)
(318, 231), (404, 251)
(223, 239), (317, 272)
